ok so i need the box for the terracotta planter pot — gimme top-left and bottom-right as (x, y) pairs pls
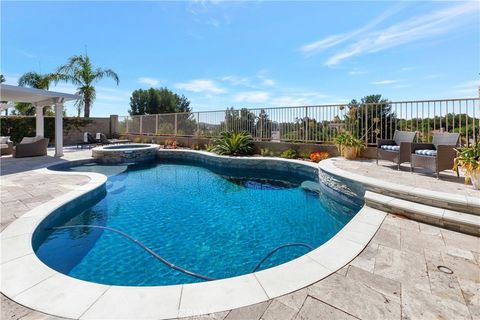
(343, 147), (358, 160)
(471, 173), (480, 190)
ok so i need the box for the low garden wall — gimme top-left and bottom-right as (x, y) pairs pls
(122, 133), (378, 159)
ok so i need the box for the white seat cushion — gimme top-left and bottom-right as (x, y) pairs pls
(415, 149), (437, 157)
(0, 136), (10, 144)
(20, 137), (35, 144)
(380, 145), (400, 151)
(20, 136), (43, 144)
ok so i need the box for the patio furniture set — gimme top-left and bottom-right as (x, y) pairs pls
(377, 131), (461, 178)
(0, 132), (130, 158)
(76, 132), (130, 149)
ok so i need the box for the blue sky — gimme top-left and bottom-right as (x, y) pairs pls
(2, 1), (479, 117)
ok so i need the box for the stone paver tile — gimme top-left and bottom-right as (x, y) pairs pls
(401, 287), (471, 320)
(441, 252), (480, 283)
(371, 226), (401, 250)
(346, 265), (401, 303)
(473, 251), (480, 265)
(349, 242), (378, 273)
(374, 245), (430, 293)
(458, 277), (480, 319)
(295, 297), (358, 320)
(444, 246), (476, 262)
(441, 229), (480, 253)
(400, 228), (446, 254)
(427, 267), (466, 304)
(335, 265), (349, 277)
(383, 214), (420, 232)
(224, 301), (270, 320)
(274, 288), (308, 312)
(1, 294), (31, 320)
(261, 300), (297, 320)
(182, 311), (229, 320)
(308, 273), (400, 320)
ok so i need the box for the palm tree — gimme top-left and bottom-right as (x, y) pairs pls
(18, 71), (56, 90)
(16, 72), (58, 115)
(56, 54), (119, 117)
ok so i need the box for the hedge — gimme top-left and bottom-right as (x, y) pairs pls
(0, 117), (92, 144)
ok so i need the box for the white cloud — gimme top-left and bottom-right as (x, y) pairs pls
(324, 2), (478, 66)
(221, 75), (252, 87)
(299, 5), (400, 56)
(257, 70), (276, 87)
(262, 78), (276, 87)
(348, 70), (367, 76)
(371, 80), (400, 85)
(233, 91), (270, 103)
(175, 79), (226, 94)
(453, 80), (480, 96)
(138, 77), (161, 86)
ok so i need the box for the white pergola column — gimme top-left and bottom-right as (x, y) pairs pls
(35, 104), (45, 137)
(54, 101), (64, 157)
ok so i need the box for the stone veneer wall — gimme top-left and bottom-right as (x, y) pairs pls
(92, 146), (159, 164)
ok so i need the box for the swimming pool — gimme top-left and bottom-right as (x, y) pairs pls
(33, 156), (364, 286)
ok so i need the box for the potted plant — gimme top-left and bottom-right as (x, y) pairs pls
(334, 132), (364, 160)
(453, 144), (480, 189)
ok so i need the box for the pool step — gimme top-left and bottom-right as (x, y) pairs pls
(364, 191), (480, 236)
(318, 159), (480, 216)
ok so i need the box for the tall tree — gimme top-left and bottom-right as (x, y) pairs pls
(56, 54), (119, 117)
(14, 72), (58, 115)
(128, 87), (191, 115)
(345, 94), (394, 144)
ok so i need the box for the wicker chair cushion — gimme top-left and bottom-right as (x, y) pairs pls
(415, 149), (437, 157)
(380, 145), (400, 151)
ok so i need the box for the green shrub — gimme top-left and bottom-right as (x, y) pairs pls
(212, 131), (254, 156)
(260, 148), (270, 157)
(204, 144), (214, 152)
(280, 149), (297, 159)
(0, 117), (92, 143)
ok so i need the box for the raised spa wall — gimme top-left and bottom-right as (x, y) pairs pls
(92, 145), (159, 164)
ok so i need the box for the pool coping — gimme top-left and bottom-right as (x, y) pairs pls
(1, 151), (386, 319)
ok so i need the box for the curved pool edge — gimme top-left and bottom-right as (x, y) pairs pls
(0, 152), (386, 320)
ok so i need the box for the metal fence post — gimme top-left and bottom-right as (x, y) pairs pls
(305, 106), (308, 143)
(140, 116), (143, 135)
(196, 112), (200, 135)
(174, 113), (178, 137)
(364, 105), (368, 145)
(126, 116), (129, 133)
(155, 114), (158, 135)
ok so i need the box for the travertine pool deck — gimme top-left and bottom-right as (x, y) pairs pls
(1, 150), (479, 320)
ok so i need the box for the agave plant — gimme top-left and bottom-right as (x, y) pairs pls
(212, 131), (254, 156)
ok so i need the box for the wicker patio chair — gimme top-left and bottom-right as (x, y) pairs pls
(13, 137), (49, 158)
(376, 131), (417, 170)
(410, 132), (460, 179)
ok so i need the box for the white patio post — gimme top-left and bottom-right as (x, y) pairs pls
(54, 101), (64, 157)
(35, 103), (45, 137)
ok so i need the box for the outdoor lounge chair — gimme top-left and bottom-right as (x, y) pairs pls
(0, 136), (13, 155)
(77, 132), (99, 149)
(99, 133), (130, 145)
(377, 130), (416, 170)
(13, 136), (49, 158)
(410, 132), (460, 178)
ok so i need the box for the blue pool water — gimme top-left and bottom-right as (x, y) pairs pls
(34, 160), (362, 286)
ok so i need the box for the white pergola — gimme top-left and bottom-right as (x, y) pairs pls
(0, 84), (81, 157)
